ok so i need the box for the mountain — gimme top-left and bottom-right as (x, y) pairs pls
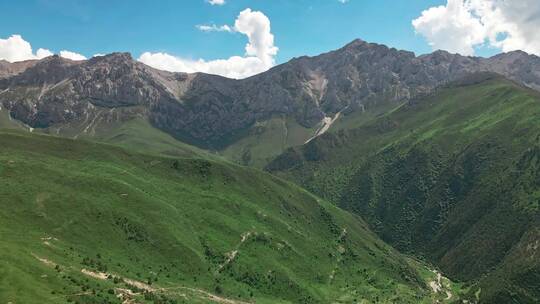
(0, 130), (461, 303)
(0, 59), (38, 79)
(267, 73), (540, 303)
(1, 40), (540, 165)
(2, 39), (540, 303)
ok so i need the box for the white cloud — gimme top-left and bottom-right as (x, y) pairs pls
(207, 0), (225, 5)
(338, 0), (350, 3)
(0, 35), (53, 62)
(234, 8), (278, 67)
(412, 0), (485, 55)
(139, 8), (278, 79)
(138, 52), (271, 79)
(0, 34), (88, 62)
(59, 50), (87, 61)
(413, 0), (540, 56)
(196, 24), (233, 32)
(36, 48), (54, 59)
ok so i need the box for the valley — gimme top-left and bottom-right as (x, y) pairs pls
(268, 74), (540, 303)
(0, 38), (539, 304)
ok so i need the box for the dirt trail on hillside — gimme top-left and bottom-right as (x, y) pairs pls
(77, 260), (249, 303)
(81, 269), (109, 280)
(429, 270), (453, 301)
(429, 272), (442, 293)
(32, 251), (251, 304)
(32, 253), (56, 267)
(218, 231), (252, 272)
(164, 286), (252, 304)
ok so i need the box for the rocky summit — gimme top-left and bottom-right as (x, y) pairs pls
(1, 39), (540, 149)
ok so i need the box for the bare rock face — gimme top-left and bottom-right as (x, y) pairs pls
(485, 50), (540, 90)
(0, 59), (38, 79)
(1, 39), (540, 148)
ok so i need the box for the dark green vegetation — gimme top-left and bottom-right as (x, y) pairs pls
(268, 74), (540, 303)
(0, 130), (460, 303)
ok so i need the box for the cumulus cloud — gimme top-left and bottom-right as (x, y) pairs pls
(413, 0), (540, 56)
(138, 53), (271, 79)
(36, 48), (54, 59)
(139, 8), (278, 79)
(59, 50), (87, 61)
(0, 34), (88, 62)
(0, 35), (53, 62)
(207, 0), (225, 5)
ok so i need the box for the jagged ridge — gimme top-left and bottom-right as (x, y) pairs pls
(1, 39), (540, 148)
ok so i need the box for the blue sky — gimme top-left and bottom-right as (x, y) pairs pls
(0, 0), (448, 62)
(2, 0), (538, 78)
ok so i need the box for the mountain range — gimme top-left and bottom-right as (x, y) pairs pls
(1, 39), (540, 303)
(2, 39), (540, 151)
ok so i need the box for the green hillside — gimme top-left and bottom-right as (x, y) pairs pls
(74, 117), (216, 160)
(220, 116), (319, 168)
(267, 74), (540, 303)
(0, 97), (318, 168)
(0, 130), (458, 303)
(0, 105), (214, 160)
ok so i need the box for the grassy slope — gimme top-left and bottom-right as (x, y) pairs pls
(220, 116), (318, 168)
(0, 106), (30, 130)
(0, 130), (456, 304)
(1, 91), (317, 168)
(78, 117), (216, 160)
(268, 75), (540, 303)
(0, 104), (215, 160)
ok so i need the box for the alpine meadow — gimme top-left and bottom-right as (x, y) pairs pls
(1, 1), (539, 303)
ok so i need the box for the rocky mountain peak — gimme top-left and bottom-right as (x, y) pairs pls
(341, 38), (368, 49)
(0, 58), (39, 79)
(492, 49), (532, 60)
(1, 39), (540, 148)
(88, 52), (134, 66)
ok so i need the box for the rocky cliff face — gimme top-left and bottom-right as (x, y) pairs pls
(1, 39), (540, 148)
(0, 59), (38, 79)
